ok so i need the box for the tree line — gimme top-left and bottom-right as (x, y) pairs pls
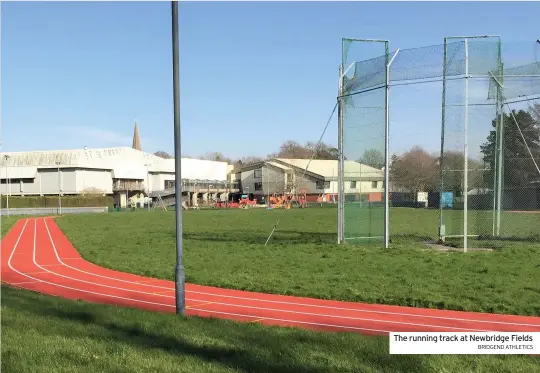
(153, 104), (540, 194)
(153, 140), (339, 166)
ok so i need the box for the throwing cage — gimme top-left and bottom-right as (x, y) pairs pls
(337, 36), (540, 251)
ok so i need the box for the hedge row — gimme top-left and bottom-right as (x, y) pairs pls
(0, 195), (114, 208)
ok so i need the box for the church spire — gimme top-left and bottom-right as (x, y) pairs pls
(132, 121), (142, 151)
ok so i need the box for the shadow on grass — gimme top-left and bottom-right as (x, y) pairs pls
(2, 286), (429, 373)
(183, 230), (338, 245)
(183, 230), (439, 247)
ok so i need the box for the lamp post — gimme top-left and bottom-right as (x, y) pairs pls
(171, 0), (185, 315)
(145, 163), (151, 211)
(55, 161), (62, 215)
(4, 155), (10, 217)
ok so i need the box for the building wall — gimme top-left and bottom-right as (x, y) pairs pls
(150, 173), (175, 191)
(240, 169), (258, 194)
(77, 169), (113, 194)
(240, 166), (385, 197)
(330, 180), (384, 194)
(0, 148), (232, 196)
(262, 167), (287, 194)
(1, 168), (113, 196)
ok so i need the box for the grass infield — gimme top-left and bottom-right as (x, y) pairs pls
(51, 207), (540, 316)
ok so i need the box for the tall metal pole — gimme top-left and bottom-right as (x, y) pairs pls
(5, 156), (10, 217)
(384, 46), (399, 249)
(57, 162), (62, 215)
(146, 164), (151, 212)
(463, 39), (469, 253)
(337, 63), (344, 244)
(384, 42), (390, 249)
(439, 38), (448, 242)
(495, 38), (504, 237)
(266, 164), (270, 208)
(171, 0), (185, 315)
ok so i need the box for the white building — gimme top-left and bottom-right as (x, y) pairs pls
(0, 147), (238, 208)
(237, 158), (384, 203)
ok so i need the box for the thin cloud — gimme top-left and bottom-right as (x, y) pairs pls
(51, 125), (157, 150)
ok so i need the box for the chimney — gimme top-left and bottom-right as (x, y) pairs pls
(132, 121), (142, 151)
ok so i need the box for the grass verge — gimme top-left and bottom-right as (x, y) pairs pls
(2, 286), (539, 373)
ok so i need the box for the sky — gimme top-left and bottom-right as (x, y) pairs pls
(1, 1), (539, 160)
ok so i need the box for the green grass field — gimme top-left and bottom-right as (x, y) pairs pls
(343, 204), (540, 244)
(1, 216), (24, 236)
(2, 286), (539, 373)
(2, 209), (540, 372)
(53, 207), (540, 316)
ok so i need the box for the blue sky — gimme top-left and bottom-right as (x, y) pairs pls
(1, 1), (539, 160)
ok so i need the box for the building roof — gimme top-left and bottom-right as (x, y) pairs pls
(0, 147), (230, 181)
(275, 158), (383, 179)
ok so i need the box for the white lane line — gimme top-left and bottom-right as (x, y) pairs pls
(3, 280), (42, 286)
(187, 308), (478, 334)
(39, 220), (490, 331)
(4, 219), (394, 333)
(42, 218), (540, 328)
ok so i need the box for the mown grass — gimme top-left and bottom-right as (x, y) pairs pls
(2, 286), (539, 373)
(55, 208), (540, 316)
(1, 216), (24, 237)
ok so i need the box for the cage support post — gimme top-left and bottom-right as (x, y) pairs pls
(438, 38), (448, 242)
(337, 62), (344, 244)
(463, 39), (469, 253)
(384, 46), (399, 249)
(495, 38), (504, 237)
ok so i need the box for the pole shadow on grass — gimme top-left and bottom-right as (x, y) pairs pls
(1, 287), (433, 373)
(182, 230), (338, 245)
(182, 231), (442, 247)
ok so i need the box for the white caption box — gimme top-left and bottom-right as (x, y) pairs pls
(389, 332), (540, 354)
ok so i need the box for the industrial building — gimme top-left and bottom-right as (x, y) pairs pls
(237, 158), (384, 203)
(0, 124), (238, 208)
(0, 123), (384, 208)
(0, 147), (238, 208)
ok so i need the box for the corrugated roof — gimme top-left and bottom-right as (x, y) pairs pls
(0, 147), (231, 181)
(0, 147), (162, 168)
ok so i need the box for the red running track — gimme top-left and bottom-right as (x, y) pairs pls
(2, 217), (540, 336)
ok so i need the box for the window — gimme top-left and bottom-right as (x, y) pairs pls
(372, 181), (378, 189)
(254, 169), (262, 178)
(254, 182), (263, 191)
(1, 178), (33, 184)
(316, 180), (330, 189)
(350, 181), (357, 189)
(164, 180), (175, 189)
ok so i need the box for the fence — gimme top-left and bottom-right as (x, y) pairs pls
(0, 207), (108, 216)
(338, 36), (540, 251)
(0, 195), (114, 208)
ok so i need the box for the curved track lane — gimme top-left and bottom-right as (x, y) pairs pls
(2, 217), (540, 336)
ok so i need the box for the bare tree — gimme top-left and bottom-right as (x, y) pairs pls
(81, 187), (105, 196)
(200, 152), (233, 163)
(390, 146), (439, 196)
(154, 151), (172, 159)
(359, 149), (385, 169)
(269, 140), (338, 159)
(239, 156), (264, 164)
(439, 151), (485, 195)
